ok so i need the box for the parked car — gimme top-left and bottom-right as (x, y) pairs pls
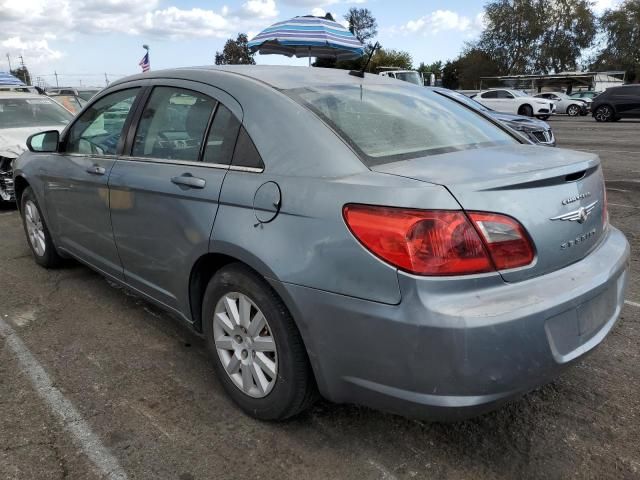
(47, 87), (101, 101)
(474, 89), (556, 119)
(378, 69), (424, 86)
(0, 92), (72, 202)
(570, 91), (600, 100)
(14, 66), (629, 421)
(591, 85), (640, 122)
(47, 93), (88, 114)
(535, 92), (588, 116)
(434, 88), (556, 146)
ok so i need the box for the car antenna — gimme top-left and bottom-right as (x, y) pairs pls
(350, 42), (380, 78)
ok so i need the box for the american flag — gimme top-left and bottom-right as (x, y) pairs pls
(139, 52), (150, 73)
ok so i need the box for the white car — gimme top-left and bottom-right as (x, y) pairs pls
(0, 92), (73, 202)
(535, 92), (588, 116)
(474, 89), (555, 119)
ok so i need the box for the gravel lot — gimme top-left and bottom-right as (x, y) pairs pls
(1, 116), (639, 480)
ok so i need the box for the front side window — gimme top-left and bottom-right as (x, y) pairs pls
(0, 97), (73, 129)
(132, 87), (216, 162)
(287, 84), (516, 166)
(66, 88), (139, 155)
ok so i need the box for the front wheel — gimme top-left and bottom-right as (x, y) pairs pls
(20, 187), (63, 268)
(519, 104), (534, 117)
(567, 104), (581, 116)
(594, 105), (614, 122)
(202, 263), (316, 420)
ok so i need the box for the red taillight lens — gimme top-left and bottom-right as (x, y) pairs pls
(467, 212), (535, 270)
(343, 205), (534, 276)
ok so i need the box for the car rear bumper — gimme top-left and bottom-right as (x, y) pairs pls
(276, 226), (629, 420)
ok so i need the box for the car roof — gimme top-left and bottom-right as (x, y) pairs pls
(110, 65), (402, 91)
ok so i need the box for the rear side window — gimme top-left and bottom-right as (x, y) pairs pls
(287, 84), (516, 166)
(232, 127), (264, 170)
(202, 104), (241, 165)
(482, 91), (498, 99)
(132, 87), (215, 162)
(496, 90), (513, 99)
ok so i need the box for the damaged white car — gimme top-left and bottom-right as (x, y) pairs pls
(0, 92), (73, 202)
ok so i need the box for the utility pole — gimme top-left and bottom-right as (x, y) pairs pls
(54, 71), (59, 87)
(6, 53), (11, 71)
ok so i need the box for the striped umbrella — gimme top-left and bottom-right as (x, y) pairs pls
(248, 16), (365, 66)
(0, 72), (25, 85)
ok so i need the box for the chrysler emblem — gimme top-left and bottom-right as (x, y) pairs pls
(550, 200), (598, 224)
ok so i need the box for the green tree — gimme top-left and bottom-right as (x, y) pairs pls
(456, 47), (502, 89)
(344, 7), (378, 46)
(441, 60), (460, 89)
(536, 0), (596, 73)
(10, 66), (31, 86)
(590, 0), (640, 82)
(215, 33), (255, 65)
(417, 61), (443, 76)
(369, 49), (413, 72)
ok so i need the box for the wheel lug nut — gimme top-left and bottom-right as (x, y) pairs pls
(235, 335), (242, 343)
(241, 350), (248, 359)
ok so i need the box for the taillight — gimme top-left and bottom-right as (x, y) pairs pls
(467, 212), (535, 270)
(343, 204), (534, 276)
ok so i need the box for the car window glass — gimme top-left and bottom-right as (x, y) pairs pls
(482, 91), (498, 99)
(497, 90), (513, 99)
(202, 104), (241, 165)
(66, 88), (139, 155)
(232, 127), (264, 170)
(133, 87), (216, 162)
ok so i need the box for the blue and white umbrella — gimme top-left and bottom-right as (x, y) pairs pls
(248, 16), (365, 65)
(0, 72), (25, 86)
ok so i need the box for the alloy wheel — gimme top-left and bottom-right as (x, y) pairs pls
(24, 200), (46, 257)
(213, 292), (278, 398)
(567, 105), (580, 116)
(595, 106), (612, 122)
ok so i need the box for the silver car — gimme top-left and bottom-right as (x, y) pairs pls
(14, 67), (630, 420)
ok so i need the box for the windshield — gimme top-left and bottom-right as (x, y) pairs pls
(0, 97), (73, 129)
(287, 84), (516, 165)
(394, 72), (423, 86)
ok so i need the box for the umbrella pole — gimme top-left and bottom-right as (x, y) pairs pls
(308, 46), (311, 67)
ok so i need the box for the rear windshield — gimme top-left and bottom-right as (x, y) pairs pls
(0, 97), (73, 129)
(286, 84), (516, 165)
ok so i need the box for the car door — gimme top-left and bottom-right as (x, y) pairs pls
(478, 90), (500, 110)
(45, 86), (143, 280)
(495, 90), (516, 113)
(617, 86), (640, 116)
(108, 80), (242, 314)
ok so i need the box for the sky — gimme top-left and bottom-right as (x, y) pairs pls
(0, 0), (623, 87)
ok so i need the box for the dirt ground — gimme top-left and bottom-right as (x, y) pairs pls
(1, 116), (639, 480)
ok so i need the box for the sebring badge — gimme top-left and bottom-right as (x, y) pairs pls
(550, 200), (598, 224)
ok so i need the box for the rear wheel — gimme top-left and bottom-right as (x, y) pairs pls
(518, 104), (534, 117)
(20, 187), (63, 268)
(202, 263), (316, 420)
(594, 105), (614, 122)
(567, 104), (581, 116)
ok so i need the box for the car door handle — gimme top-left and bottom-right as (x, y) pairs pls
(86, 165), (106, 175)
(171, 174), (206, 189)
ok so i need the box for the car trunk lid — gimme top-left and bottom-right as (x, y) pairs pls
(372, 144), (607, 282)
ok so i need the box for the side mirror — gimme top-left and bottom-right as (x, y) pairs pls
(26, 130), (60, 153)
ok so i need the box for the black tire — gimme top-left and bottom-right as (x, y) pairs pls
(202, 263), (317, 420)
(20, 187), (63, 268)
(594, 105), (614, 122)
(518, 104), (534, 117)
(567, 104), (581, 117)
(612, 116), (622, 122)
(537, 115), (550, 121)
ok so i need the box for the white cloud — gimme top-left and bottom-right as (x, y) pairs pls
(311, 7), (326, 16)
(240, 0), (278, 19)
(402, 9), (485, 36)
(281, 0), (339, 7)
(1, 36), (63, 64)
